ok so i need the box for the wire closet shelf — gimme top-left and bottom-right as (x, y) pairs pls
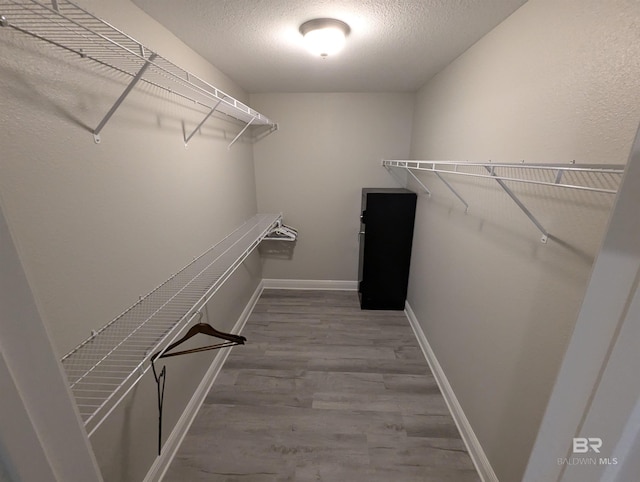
(0, 0), (276, 144)
(383, 160), (625, 194)
(60, 213), (281, 436)
(383, 160), (626, 243)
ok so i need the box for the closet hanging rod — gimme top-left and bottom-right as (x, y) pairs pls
(383, 160), (625, 194)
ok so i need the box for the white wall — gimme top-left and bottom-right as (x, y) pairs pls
(524, 124), (640, 481)
(407, 0), (640, 480)
(251, 92), (414, 281)
(0, 0), (265, 480)
(1, 208), (102, 481)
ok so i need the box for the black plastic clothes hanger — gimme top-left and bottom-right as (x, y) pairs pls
(152, 322), (246, 360)
(150, 312), (246, 455)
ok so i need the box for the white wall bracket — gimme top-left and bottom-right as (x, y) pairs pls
(184, 99), (223, 146)
(384, 163), (431, 196)
(93, 52), (158, 143)
(484, 165), (549, 243)
(228, 116), (256, 149)
(405, 167), (431, 196)
(434, 170), (469, 213)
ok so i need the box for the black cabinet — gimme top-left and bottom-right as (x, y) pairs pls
(358, 188), (417, 310)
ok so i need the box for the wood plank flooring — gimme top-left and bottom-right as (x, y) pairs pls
(164, 289), (480, 481)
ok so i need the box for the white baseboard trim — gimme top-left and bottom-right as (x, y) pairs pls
(262, 278), (358, 291)
(404, 302), (498, 482)
(143, 280), (265, 482)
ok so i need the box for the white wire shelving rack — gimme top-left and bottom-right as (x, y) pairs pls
(383, 160), (626, 243)
(0, 0), (277, 146)
(60, 213), (283, 436)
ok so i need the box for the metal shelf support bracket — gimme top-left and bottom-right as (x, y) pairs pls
(433, 170), (469, 213)
(184, 99), (223, 146)
(93, 52), (158, 143)
(228, 116), (256, 150)
(405, 168), (431, 196)
(484, 166), (549, 243)
(554, 169), (564, 184)
(384, 164), (418, 194)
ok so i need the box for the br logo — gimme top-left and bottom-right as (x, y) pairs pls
(573, 437), (602, 454)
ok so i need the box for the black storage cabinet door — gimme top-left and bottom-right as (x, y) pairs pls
(358, 188), (417, 310)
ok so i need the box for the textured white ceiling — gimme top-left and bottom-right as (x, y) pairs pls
(132, 0), (527, 93)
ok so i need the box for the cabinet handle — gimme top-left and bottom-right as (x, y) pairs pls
(359, 231), (365, 235)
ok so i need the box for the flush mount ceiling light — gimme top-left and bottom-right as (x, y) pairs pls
(299, 18), (350, 58)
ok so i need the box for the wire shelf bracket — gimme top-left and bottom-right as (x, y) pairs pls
(484, 165), (549, 243)
(183, 99), (222, 146)
(0, 0), (277, 145)
(383, 160), (625, 243)
(228, 115), (256, 150)
(93, 51), (157, 144)
(60, 213), (285, 437)
(405, 167), (431, 196)
(433, 170), (469, 213)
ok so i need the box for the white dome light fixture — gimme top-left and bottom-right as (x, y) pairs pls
(299, 18), (350, 58)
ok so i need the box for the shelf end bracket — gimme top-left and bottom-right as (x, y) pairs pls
(434, 171), (469, 213)
(227, 116), (256, 150)
(184, 99), (223, 146)
(92, 53), (158, 143)
(405, 168), (431, 196)
(484, 166), (549, 243)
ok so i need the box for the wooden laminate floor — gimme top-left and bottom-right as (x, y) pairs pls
(164, 289), (480, 481)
